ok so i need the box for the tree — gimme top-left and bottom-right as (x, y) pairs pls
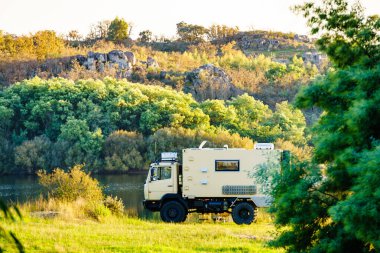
(32, 30), (64, 60)
(207, 24), (239, 41)
(14, 135), (52, 174)
(138, 30), (153, 43)
(107, 17), (129, 43)
(176, 22), (208, 43)
(271, 101), (307, 146)
(0, 30), (4, 52)
(67, 30), (82, 41)
(103, 130), (145, 172)
(96, 20), (111, 39)
(270, 0), (380, 251)
(146, 127), (253, 162)
(55, 118), (104, 170)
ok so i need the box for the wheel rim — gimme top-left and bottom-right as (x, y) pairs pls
(168, 208), (178, 218)
(239, 208), (250, 220)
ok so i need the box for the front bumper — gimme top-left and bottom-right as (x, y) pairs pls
(143, 200), (160, 212)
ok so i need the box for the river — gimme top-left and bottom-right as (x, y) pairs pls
(0, 173), (158, 219)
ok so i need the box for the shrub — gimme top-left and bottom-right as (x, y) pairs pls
(86, 202), (111, 221)
(14, 135), (52, 174)
(103, 196), (125, 216)
(37, 165), (103, 202)
(103, 130), (145, 172)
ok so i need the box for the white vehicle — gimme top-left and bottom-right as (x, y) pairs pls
(143, 141), (288, 224)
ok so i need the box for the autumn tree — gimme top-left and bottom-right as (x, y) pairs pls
(32, 30), (64, 60)
(207, 24), (239, 41)
(67, 30), (82, 41)
(107, 17), (129, 43)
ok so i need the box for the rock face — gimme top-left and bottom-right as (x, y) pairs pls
(186, 64), (242, 101)
(224, 32), (313, 51)
(124, 51), (136, 65)
(75, 50), (138, 76)
(146, 56), (159, 68)
(239, 36), (280, 51)
(302, 51), (327, 66)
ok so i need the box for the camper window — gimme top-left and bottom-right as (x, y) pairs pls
(215, 160), (239, 171)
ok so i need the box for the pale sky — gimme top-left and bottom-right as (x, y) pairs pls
(1, 0), (379, 39)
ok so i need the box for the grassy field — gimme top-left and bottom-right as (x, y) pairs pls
(1, 215), (283, 253)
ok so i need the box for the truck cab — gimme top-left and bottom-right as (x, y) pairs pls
(144, 161), (179, 202)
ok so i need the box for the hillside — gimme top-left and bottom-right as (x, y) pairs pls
(0, 28), (325, 108)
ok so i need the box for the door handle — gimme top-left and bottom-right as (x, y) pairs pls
(168, 185), (173, 187)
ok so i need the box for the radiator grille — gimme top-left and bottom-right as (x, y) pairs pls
(222, 185), (257, 195)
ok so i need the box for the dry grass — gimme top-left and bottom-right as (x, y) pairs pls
(0, 199), (283, 252)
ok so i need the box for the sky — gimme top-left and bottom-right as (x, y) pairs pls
(1, 0), (380, 39)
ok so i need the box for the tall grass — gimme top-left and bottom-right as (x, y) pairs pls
(1, 212), (283, 253)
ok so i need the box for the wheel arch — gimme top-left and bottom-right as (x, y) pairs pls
(161, 194), (188, 210)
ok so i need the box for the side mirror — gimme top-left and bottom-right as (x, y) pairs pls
(150, 168), (157, 181)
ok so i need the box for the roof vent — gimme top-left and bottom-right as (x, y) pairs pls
(161, 152), (178, 161)
(254, 143), (274, 150)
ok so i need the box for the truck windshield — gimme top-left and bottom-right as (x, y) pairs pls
(151, 166), (171, 181)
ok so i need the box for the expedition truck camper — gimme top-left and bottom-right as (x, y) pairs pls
(143, 141), (288, 225)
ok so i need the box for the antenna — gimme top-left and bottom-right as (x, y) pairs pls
(199, 141), (207, 149)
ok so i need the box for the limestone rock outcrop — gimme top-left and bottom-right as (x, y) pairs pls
(185, 64), (242, 101)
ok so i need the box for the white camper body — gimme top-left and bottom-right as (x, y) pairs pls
(182, 148), (281, 201)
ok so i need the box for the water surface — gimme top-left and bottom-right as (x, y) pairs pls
(0, 173), (155, 219)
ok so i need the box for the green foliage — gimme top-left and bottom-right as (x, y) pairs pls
(107, 17), (129, 43)
(103, 130), (145, 172)
(176, 22), (208, 43)
(146, 127), (254, 162)
(56, 119), (104, 170)
(138, 30), (153, 43)
(86, 202), (111, 221)
(103, 196), (125, 216)
(37, 165), (104, 202)
(271, 0), (380, 252)
(0, 77), (307, 174)
(14, 135), (52, 174)
(0, 199), (24, 253)
(271, 101), (307, 145)
(294, 0), (380, 68)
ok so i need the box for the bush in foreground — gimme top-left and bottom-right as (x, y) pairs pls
(37, 165), (103, 202)
(36, 165), (124, 220)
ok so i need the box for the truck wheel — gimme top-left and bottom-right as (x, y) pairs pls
(231, 202), (255, 225)
(160, 201), (187, 223)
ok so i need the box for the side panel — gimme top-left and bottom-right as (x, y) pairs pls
(182, 149), (281, 199)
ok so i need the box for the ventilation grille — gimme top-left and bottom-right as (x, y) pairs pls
(222, 185), (257, 195)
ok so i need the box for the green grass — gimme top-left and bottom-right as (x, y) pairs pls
(1, 216), (283, 253)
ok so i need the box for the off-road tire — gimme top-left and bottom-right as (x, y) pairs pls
(160, 201), (187, 223)
(231, 202), (255, 225)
